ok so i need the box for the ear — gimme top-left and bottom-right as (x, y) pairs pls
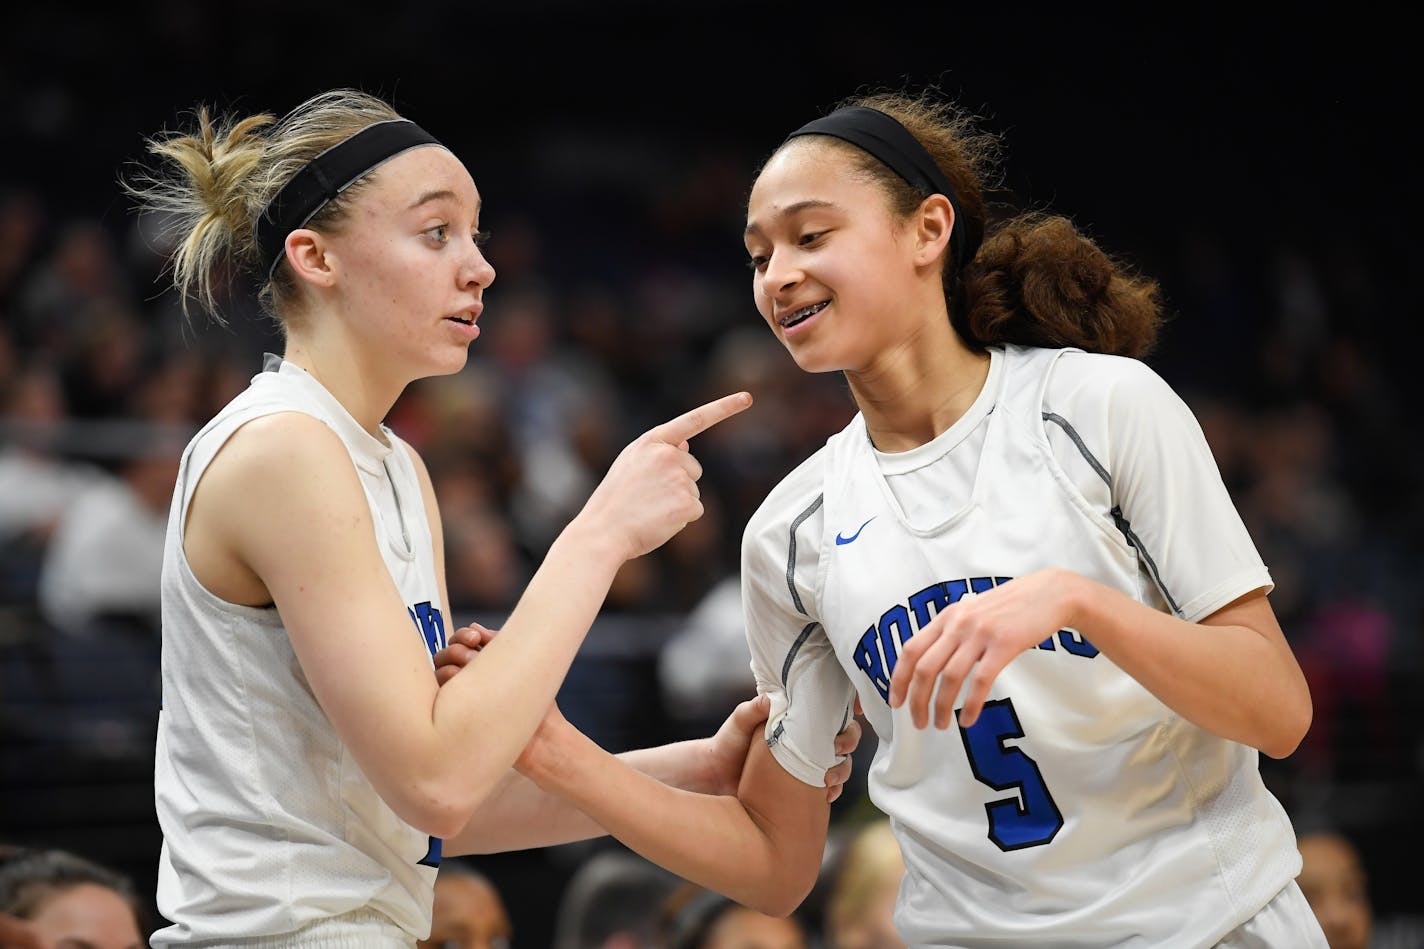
(911, 194), (955, 268)
(283, 228), (337, 288)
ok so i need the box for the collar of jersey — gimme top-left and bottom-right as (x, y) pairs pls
(869, 346), (1002, 477)
(271, 359), (395, 476)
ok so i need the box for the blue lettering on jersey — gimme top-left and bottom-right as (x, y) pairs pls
(408, 601), (447, 659)
(851, 575), (1097, 701)
(410, 604), (447, 872)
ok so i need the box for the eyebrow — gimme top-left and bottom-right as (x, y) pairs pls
(407, 189), (481, 216)
(744, 199), (838, 238)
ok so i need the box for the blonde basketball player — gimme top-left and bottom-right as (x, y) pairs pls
(126, 89), (860, 947)
(503, 90), (1328, 947)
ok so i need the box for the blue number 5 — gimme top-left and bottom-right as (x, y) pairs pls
(957, 698), (1063, 851)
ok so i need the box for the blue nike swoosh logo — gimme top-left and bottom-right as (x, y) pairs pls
(835, 516), (877, 546)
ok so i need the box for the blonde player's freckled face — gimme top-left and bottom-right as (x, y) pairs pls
(323, 146), (496, 381)
(744, 140), (926, 375)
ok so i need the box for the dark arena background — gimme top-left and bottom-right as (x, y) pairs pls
(1, 4), (1419, 944)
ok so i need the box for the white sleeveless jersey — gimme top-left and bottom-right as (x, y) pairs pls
(743, 345), (1304, 948)
(153, 358), (447, 946)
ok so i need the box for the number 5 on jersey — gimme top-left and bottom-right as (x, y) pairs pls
(957, 698), (1064, 851)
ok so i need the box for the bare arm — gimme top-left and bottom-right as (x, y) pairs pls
(509, 705), (830, 917)
(193, 393), (749, 838)
(446, 715), (753, 854)
(432, 641), (862, 856)
(890, 569), (1311, 758)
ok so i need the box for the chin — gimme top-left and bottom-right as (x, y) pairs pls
(782, 342), (846, 376)
(417, 348), (473, 380)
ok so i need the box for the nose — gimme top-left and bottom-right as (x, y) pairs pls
(760, 249), (802, 300)
(460, 239), (496, 290)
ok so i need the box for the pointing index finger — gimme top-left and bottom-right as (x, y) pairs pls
(649, 391), (752, 444)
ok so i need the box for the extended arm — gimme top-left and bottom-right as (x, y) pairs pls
(511, 706), (831, 917)
(431, 633), (861, 855)
(192, 393), (749, 838)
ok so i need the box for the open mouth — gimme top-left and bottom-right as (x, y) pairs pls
(779, 301), (828, 329)
(446, 315), (475, 326)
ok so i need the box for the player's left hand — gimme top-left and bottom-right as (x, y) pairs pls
(706, 694), (863, 802)
(432, 622), (499, 685)
(888, 568), (1081, 729)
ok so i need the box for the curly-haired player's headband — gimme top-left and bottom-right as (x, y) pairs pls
(787, 106), (982, 275)
(255, 118), (444, 279)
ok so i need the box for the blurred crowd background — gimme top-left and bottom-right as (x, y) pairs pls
(1, 4), (1419, 945)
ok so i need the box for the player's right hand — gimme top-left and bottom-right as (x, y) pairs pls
(575, 391), (752, 561)
(433, 622), (498, 685)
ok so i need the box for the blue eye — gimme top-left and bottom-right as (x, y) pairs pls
(427, 225), (450, 244)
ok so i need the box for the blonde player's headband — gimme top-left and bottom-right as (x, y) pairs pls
(256, 118), (444, 280)
(787, 106), (982, 274)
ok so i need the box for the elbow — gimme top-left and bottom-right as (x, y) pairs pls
(1261, 690), (1313, 760)
(390, 777), (492, 840)
(396, 796), (469, 841)
(740, 862), (818, 918)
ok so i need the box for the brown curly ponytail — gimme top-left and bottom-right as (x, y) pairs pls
(816, 90), (1163, 359)
(961, 212), (1162, 358)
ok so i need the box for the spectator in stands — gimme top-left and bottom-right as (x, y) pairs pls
(551, 848), (682, 949)
(660, 883), (808, 949)
(418, 859), (512, 949)
(0, 846), (145, 949)
(822, 819), (906, 949)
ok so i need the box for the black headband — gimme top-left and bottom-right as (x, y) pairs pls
(255, 118), (443, 279)
(787, 106), (982, 275)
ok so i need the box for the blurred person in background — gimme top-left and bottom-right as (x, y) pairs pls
(551, 848), (681, 949)
(659, 883), (808, 949)
(36, 420), (185, 636)
(0, 363), (101, 605)
(418, 859), (512, 949)
(0, 846), (145, 949)
(822, 819), (906, 949)
(1296, 829), (1424, 949)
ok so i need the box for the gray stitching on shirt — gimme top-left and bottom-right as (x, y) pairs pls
(782, 622), (820, 687)
(1043, 411), (1183, 617)
(785, 494), (823, 616)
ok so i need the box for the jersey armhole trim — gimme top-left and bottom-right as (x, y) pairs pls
(1042, 411), (1185, 617)
(785, 494), (823, 616)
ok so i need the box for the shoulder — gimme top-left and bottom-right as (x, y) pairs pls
(1046, 348), (1164, 390)
(224, 410), (346, 468)
(201, 412), (358, 514)
(1042, 349), (1182, 415)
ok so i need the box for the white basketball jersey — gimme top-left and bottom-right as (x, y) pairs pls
(743, 345), (1303, 948)
(153, 358), (446, 946)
